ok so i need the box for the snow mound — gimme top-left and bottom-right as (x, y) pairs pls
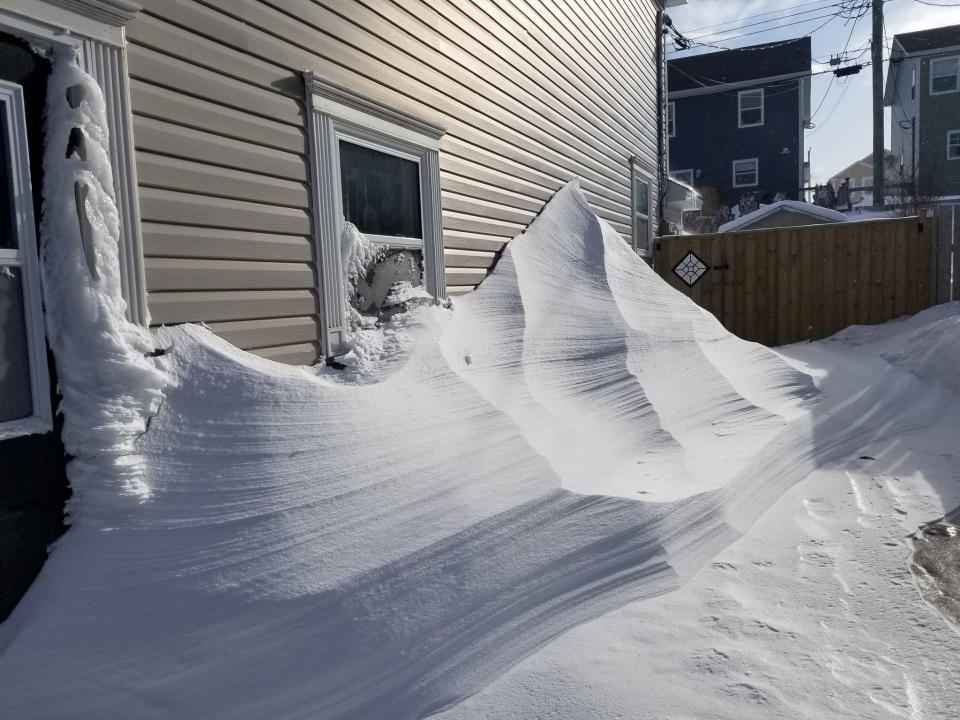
(4, 182), (895, 720)
(882, 306), (960, 393)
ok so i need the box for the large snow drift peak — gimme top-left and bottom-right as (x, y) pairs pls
(445, 181), (818, 500)
(39, 47), (169, 508)
(2, 182), (848, 720)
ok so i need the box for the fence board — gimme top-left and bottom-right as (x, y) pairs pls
(655, 215), (939, 346)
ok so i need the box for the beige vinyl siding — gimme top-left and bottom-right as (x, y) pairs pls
(128, 0), (661, 364)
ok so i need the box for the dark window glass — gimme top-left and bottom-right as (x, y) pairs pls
(0, 103), (15, 250)
(0, 266), (33, 422)
(339, 140), (422, 239)
(634, 178), (649, 216)
(931, 59), (958, 94)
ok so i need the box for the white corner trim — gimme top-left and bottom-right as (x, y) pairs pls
(80, 36), (149, 326)
(0, 81), (52, 438)
(305, 72), (446, 358)
(0, 0), (139, 47)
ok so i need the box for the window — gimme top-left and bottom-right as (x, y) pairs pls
(672, 168), (694, 186)
(738, 88), (763, 127)
(667, 101), (675, 138)
(0, 81), (50, 439)
(338, 139), (423, 246)
(732, 158), (758, 187)
(931, 56), (959, 95)
(911, 66), (916, 100)
(306, 74), (445, 356)
(948, 130), (960, 160)
(631, 162), (653, 254)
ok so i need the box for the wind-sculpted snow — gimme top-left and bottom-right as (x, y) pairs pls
(0, 184), (918, 719)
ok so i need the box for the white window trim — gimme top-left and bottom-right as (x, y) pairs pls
(738, 88), (764, 128)
(948, 130), (960, 160)
(672, 168), (694, 186)
(930, 56), (960, 96)
(667, 101), (676, 138)
(732, 158), (759, 188)
(305, 73), (445, 357)
(0, 81), (51, 440)
(631, 160), (654, 256)
(335, 134), (425, 250)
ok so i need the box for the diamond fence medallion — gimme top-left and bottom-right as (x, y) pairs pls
(672, 251), (708, 287)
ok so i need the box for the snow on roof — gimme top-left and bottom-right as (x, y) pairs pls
(718, 200), (847, 233)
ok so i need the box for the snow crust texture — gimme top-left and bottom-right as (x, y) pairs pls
(1, 182), (950, 719)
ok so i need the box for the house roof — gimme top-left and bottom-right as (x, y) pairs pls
(827, 151), (895, 182)
(718, 200), (847, 233)
(886, 24), (960, 104)
(668, 37), (811, 93)
(894, 24), (960, 53)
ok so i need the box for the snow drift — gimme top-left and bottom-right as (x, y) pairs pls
(38, 47), (168, 507)
(0, 176), (933, 719)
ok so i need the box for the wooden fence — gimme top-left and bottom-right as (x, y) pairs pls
(655, 208), (957, 346)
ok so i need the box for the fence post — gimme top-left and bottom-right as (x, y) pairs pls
(934, 206), (952, 304)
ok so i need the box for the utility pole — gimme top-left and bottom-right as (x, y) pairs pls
(872, 0), (885, 209)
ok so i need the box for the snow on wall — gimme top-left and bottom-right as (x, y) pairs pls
(37, 47), (169, 510)
(2, 181), (932, 719)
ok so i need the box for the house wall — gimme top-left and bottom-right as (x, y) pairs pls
(829, 160), (872, 193)
(918, 52), (960, 197)
(127, 0), (664, 365)
(890, 58), (920, 182)
(669, 78), (802, 208)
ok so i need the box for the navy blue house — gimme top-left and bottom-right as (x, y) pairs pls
(667, 38), (812, 211)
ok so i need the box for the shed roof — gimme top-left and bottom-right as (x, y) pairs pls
(668, 37), (811, 93)
(718, 200), (847, 233)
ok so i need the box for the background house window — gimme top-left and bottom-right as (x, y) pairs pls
(948, 130), (960, 160)
(632, 163), (653, 254)
(339, 140), (422, 244)
(738, 88), (763, 127)
(732, 158), (758, 187)
(667, 101), (675, 138)
(930, 57), (959, 95)
(911, 66), (916, 100)
(672, 168), (694, 186)
(0, 82), (50, 438)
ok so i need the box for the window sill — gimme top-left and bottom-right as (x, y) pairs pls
(0, 416), (53, 443)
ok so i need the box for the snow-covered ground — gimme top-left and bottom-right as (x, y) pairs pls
(1, 69), (958, 716)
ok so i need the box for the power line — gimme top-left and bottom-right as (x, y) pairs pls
(810, 12), (864, 123)
(680, 0), (839, 36)
(688, 6), (844, 43)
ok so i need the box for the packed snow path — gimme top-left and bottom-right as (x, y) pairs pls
(1, 184), (956, 719)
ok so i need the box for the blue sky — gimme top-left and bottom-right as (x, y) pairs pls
(665, 0), (960, 183)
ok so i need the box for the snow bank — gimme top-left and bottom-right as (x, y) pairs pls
(1, 181), (928, 719)
(38, 48), (169, 509)
(881, 304), (960, 393)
